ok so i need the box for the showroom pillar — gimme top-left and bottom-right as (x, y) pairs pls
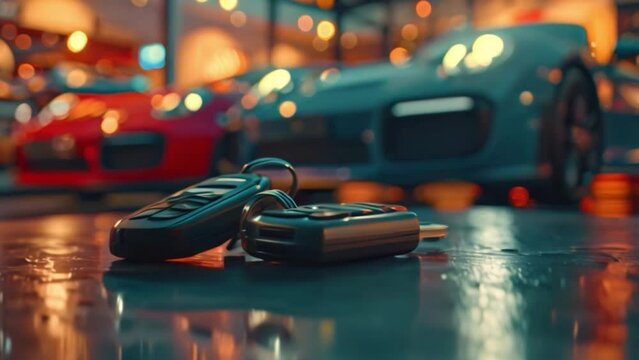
(163, 0), (180, 85)
(267, 0), (277, 65)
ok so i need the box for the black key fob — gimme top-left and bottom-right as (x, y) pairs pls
(110, 158), (297, 261)
(239, 190), (448, 263)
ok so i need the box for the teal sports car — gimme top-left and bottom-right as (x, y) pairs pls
(232, 23), (603, 202)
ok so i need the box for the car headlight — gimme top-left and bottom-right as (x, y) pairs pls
(441, 34), (508, 75)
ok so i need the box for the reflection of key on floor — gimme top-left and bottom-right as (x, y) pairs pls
(419, 223), (448, 241)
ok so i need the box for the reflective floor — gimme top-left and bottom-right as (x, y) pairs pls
(1, 206), (639, 359)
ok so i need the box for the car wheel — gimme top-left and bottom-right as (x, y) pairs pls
(549, 68), (603, 203)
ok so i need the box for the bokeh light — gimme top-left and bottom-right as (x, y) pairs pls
(316, 0), (334, 9)
(17, 63), (35, 80)
(317, 20), (335, 40)
(101, 110), (120, 135)
(340, 32), (357, 49)
(161, 93), (181, 111)
(14, 102), (32, 123)
(219, 0), (238, 11)
(519, 91), (534, 106)
(257, 68), (291, 95)
(298, 15), (314, 32)
(472, 34), (504, 65)
(15, 34), (32, 50)
(66, 69), (89, 88)
(401, 24), (419, 41)
(416, 0), (432, 18)
(279, 101), (297, 118)
(139, 43), (166, 70)
(389, 47), (410, 65)
(230, 11), (246, 27)
(184, 93), (204, 112)
(1, 23), (16, 40)
(443, 44), (467, 72)
(67, 30), (88, 53)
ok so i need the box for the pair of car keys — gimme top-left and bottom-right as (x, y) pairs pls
(110, 157), (448, 263)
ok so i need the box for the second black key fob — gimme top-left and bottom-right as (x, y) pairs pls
(110, 158), (297, 261)
(239, 190), (448, 263)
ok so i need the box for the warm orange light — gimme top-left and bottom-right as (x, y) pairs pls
(67, 30), (88, 53)
(340, 32), (357, 49)
(15, 34), (32, 50)
(316, 0), (334, 9)
(401, 24), (419, 41)
(416, 0), (432, 18)
(278, 101), (297, 118)
(66, 69), (88, 87)
(508, 186), (531, 208)
(150, 94), (164, 109)
(100, 110), (120, 135)
(17, 63), (35, 80)
(389, 47), (410, 65)
(519, 91), (534, 106)
(336, 181), (404, 203)
(1, 23), (16, 40)
(414, 182), (481, 211)
(298, 15), (314, 32)
(317, 20), (335, 40)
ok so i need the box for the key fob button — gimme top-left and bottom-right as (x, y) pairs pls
(149, 209), (189, 220)
(172, 202), (203, 211)
(309, 211), (350, 220)
(130, 208), (164, 219)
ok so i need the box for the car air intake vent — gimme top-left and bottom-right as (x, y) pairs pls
(383, 97), (492, 161)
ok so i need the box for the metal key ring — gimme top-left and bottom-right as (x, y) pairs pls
(238, 189), (298, 245)
(240, 157), (298, 197)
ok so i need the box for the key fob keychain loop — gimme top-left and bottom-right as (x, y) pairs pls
(238, 189), (299, 247)
(241, 157), (298, 197)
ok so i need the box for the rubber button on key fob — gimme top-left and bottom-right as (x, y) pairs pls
(172, 202), (203, 211)
(130, 208), (164, 219)
(149, 209), (189, 220)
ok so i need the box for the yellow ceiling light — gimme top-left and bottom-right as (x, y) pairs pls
(184, 92), (204, 112)
(67, 30), (88, 53)
(219, 0), (238, 11)
(317, 20), (335, 40)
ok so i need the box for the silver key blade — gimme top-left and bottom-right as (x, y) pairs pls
(419, 223), (448, 241)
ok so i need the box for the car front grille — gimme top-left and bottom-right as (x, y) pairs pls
(23, 140), (88, 171)
(101, 133), (165, 170)
(382, 97), (492, 161)
(254, 111), (371, 165)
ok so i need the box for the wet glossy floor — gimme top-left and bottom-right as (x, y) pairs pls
(1, 206), (639, 359)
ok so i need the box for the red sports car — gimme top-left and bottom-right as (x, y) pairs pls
(13, 80), (244, 194)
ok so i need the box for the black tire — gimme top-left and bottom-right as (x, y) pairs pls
(547, 68), (603, 203)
